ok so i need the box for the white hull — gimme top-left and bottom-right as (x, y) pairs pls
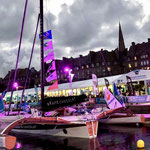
(0, 116), (98, 139)
(13, 125), (91, 138)
(99, 114), (145, 124)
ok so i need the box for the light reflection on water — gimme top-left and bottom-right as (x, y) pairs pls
(9, 125), (150, 150)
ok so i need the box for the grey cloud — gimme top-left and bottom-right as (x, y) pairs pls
(0, 0), (148, 78)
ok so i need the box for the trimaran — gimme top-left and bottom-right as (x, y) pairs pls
(0, 1), (145, 149)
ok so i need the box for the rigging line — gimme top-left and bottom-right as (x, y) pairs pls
(8, 0), (28, 116)
(19, 14), (40, 111)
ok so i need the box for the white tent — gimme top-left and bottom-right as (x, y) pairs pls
(4, 74), (121, 97)
(113, 69), (150, 84)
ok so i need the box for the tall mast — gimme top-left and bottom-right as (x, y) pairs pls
(40, 0), (45, 112)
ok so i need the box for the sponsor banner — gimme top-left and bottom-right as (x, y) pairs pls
(39, 30), (52, 39)
(42, 94), (88, 111)
(95, 98), (106, 104)
(104, 78), (109, 88)
(104, 88), (122, 109)
(127, 95), (150, 103)
(44, 51), (54, 62)
(46, 71), (57, 82)
(113, 83), (125, 107)
(44, 40), (53, 51)
(47, 80), (58, 91)
(47, 60), (56, 73)
(92, 74), (99, 95)
(89, 98), (95, 104)
(28, 102), (41, 107)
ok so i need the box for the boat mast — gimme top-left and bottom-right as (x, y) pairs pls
(40, 0), (45, 113)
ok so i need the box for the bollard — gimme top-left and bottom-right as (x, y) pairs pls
(0, 134), (16, 150)
(137, 139), (145, 149)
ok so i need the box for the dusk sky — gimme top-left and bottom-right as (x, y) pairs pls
(0, 0), (150, 78)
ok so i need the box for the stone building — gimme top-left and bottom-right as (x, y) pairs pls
(0, 67), (39, 92)
(0, 23), (150, 92)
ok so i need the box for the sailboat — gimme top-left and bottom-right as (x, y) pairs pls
(97, 84), (145, 125)
(0, 0), (99, 139)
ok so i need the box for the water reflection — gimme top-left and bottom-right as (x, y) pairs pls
(98, 125), (150, 150)
(10, 131), (99, 150)
(9, 125), (150, 150)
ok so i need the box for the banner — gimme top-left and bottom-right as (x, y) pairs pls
(44, 51), (54, 62)
(113, 83), (125, 107)
(104, 78), (109, 88)
(47, 80), (58, 91)
(0, 89), (7, 113)
(92, 74), (99, 95)
(47, 60), (56, 73)
(44, 40), (53, 51)
(42, 94), (88, 111)
(126, 76), (134, 95)
(34, 85), (39, 101)
(104, 88), (122, 109)
(70, 73), (74, 82)
(46, 71), (57, 82)
(39, 30), (52, 39)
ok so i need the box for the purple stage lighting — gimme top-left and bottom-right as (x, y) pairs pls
(13, 82), (18, 88)
(64, 67), (70, 72)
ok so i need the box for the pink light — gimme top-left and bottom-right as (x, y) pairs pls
(64, 67), (70, 72)
(13, 82), (18, 88)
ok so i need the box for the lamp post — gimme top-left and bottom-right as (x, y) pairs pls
(65, 67), (74, 96)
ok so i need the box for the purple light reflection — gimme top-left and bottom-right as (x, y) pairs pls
(15, 142), (22, 149)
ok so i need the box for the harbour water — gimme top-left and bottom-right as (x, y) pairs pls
(9, 125), (150, 150)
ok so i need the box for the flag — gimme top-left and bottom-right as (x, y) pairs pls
(104, 88), (122, 109)
(47, 60), (56, 73)
(113, 83), (125, 107)
(47, 80), (58, 91)
(0, 89), (7, 113)
(126, 75), (134, 95)
(34, 85), (39, 101)
(0, 98), (4, 113)
(46, 71), (57, 82)
(21, 101), (30, 113)
(44, 51), (54, 62)
(70, 73), (74, 82)
(39, 30), (52, 39)
(44, 40), (53, 51)
(104, 78), (109, 88)
(92, 74), (99, 95)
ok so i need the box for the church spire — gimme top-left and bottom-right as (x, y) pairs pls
(118, 22), (125, 51)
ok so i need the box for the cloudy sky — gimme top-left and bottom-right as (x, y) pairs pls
(0, 0), (150, 78)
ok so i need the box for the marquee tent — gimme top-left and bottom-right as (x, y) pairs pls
(113, 69), (150, 84)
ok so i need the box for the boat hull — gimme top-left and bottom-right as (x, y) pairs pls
(99, 114), (145, 125)
(0, 116), (98, 139)
(13, 124), (90, 138)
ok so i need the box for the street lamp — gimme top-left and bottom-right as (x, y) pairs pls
(64, 67), (74, 96)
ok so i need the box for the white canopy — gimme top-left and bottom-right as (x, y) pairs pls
(113, 69), (150, 84)
(4, 74), (121, 96)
